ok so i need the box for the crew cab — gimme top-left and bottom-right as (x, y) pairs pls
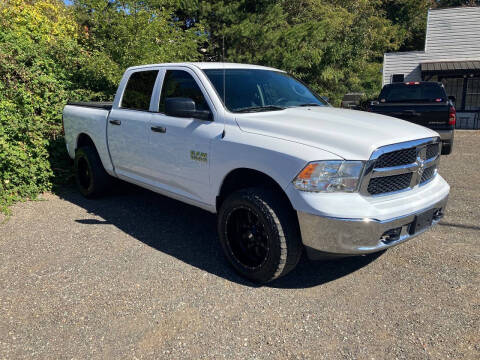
(63, 63), (450, 283)
(368, 81), (456, 154)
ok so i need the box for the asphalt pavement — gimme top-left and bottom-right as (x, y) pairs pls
(1, 131), (479, 359)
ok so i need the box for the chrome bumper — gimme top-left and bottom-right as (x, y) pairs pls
(297, 195), (448, 258)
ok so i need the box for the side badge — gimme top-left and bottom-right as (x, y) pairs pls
(190, 150), (208, 163)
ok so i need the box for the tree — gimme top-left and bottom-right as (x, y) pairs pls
(381, 0), (431, 51)
(176, 0), (404, 103)
(72, 0), (207, 71)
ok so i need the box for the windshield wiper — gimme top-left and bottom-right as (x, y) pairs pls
(234, 105), (286, 113)
(297, 103), (322, 107)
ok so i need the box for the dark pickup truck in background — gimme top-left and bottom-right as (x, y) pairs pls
(368, 82), (456, 155)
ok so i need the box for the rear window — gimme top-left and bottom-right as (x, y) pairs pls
(379, 83), (447, 103)
(121, 70), (159, 111)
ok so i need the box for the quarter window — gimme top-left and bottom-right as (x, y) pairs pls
(121, 70), (159, 111)
(159, 70), (209, 113)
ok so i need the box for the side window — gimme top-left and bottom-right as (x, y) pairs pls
(121, 70), (159, 111)
(392, 74), (405, 83)
(159, 70), (209, 113)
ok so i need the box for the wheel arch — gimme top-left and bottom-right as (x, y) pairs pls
(216, 168), (294, 213)
(74, 132), (116, 176)
(76, 132), (97, 152)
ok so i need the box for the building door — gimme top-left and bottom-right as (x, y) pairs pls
(465, 77), (480, 111)
(439, 76), (464, 110)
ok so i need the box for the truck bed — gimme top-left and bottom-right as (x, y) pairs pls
(67, 101), (113, 110)
(369, 102), (451, 131)
(63, 103), (114, 174)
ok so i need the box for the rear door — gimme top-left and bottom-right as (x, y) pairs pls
(107, 69), (160, 181)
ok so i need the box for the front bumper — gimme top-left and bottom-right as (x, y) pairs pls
(297, 194), (448, 259)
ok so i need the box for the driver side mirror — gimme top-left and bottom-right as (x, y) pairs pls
(165, 97), (212, 121)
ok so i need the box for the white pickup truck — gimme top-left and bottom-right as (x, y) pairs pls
(63, 62), (450, 283)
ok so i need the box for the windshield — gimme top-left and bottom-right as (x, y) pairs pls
(203, 69), (327, 113)
(379, 83), (447, 103)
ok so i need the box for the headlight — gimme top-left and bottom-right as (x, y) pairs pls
(293, 161), (365, 192)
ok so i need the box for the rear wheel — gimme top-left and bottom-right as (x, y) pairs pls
(74, 146), (111, 198)
(218, 188), (302, 283)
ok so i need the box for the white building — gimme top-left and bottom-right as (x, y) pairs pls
(382, 7), (480, 128)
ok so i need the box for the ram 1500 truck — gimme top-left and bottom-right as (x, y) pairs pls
(63, 63), (450, 283)
(368, 81), (456, 155)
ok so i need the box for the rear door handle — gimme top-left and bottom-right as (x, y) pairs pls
(109, 119), (121, 125)
(151, 126), (166, 133)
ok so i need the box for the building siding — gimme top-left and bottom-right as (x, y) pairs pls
(425, 7), (480, 57)
(383, 7), (480, 85)
(383, 52), (427, 85)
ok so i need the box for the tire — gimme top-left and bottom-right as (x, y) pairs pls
(218, 187), (303, 283)
(441, 142), (452, 155)
(74, 146), (111, 198)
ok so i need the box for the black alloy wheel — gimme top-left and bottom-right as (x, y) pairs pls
(225, 206), (270, 269)
(218, 187), (303, 283)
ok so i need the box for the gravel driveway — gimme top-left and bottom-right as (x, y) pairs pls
(1, 131), (479, 359)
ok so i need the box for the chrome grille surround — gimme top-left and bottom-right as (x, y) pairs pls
(359, 137), (441, 196)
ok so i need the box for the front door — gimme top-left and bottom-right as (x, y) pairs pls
(147, 68), (223, 205)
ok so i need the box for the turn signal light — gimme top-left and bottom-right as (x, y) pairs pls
(296, 163), (319, 179)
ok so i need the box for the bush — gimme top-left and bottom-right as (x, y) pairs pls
(0, 0), (117, 213)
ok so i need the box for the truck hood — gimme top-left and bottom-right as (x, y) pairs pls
(234, 107), (439, 160)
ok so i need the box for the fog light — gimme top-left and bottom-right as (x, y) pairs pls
(380, 227), (402, 244)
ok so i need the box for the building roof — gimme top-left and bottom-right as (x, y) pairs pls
(421, 60), (480, 72)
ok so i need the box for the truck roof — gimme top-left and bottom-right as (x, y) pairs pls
(126, 62), (285, 73)
(383, 81), (443, 87)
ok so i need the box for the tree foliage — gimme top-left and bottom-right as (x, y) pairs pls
(72, 0), (207, 70)
(0, 0), (202, 212)
(0, 0), (104, 212)
(177, 0), (404, 102)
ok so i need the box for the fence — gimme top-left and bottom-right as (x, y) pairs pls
(456, 112), (480, 129)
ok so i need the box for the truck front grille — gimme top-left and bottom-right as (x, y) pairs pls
(420, 166), (436, 184)
(375, 148), (416, 168)
(360, 138), (441, 196)
(367, 173), (413, 195)
(426, 143), (440, 160)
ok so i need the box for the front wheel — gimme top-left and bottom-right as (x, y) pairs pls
(218, 188), (303, 283)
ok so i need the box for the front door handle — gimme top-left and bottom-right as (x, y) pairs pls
(151, 126), (166, 133)
(109, 119), (121, 125)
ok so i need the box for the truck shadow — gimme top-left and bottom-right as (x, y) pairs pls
(57, 183), (383, 289)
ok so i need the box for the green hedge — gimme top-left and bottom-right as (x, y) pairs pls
(0, 0), (117, 213)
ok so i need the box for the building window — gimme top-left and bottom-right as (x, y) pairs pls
(465, 77), (480, 111)
(392, 74), (405, 83)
